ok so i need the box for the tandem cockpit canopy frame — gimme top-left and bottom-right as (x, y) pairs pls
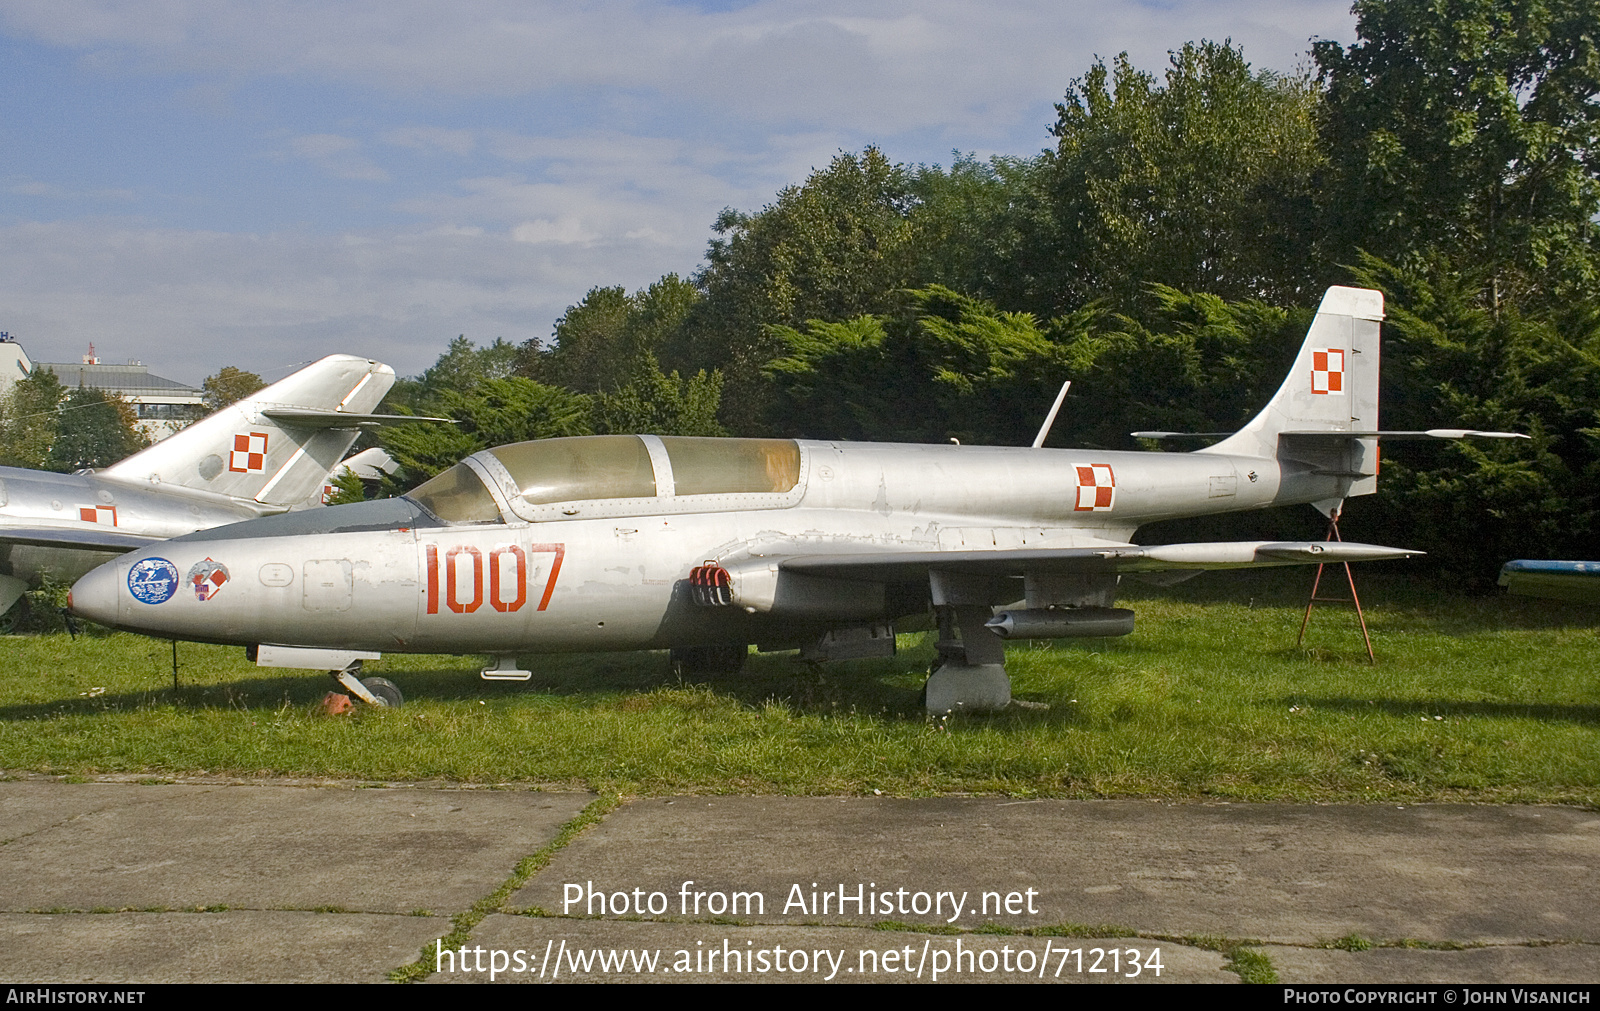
(406, 435), (808, 525)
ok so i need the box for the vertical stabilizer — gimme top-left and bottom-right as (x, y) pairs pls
(1199, 287), (1383, 509)
(103, 355), (396, 507)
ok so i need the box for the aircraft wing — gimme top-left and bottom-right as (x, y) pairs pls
(0, 527), (164, 552)
(259, 409), (453, 428)
(776, 540), (1421, 582)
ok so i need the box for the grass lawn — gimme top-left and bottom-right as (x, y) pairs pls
(2, 571), (1595, 802)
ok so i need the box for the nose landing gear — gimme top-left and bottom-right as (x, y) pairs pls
(330, 661), (404, 707)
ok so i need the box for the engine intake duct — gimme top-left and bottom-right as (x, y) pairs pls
(985, 607), (1134, 639)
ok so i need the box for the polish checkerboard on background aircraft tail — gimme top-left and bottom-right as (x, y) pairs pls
(102, 355), (397, 507)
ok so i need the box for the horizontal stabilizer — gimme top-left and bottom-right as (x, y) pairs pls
(1279, 429), (1528, 440)
(1, 528), (161, 552)
(776, 540), (1420, 581)
(1140, 429), (1527, 441)
(260, 409), (454, 428)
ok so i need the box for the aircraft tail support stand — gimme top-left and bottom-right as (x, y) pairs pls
(1297, 512), (1377, 663)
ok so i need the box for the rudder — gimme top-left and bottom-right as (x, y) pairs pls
(1199, 286), (1383, 506)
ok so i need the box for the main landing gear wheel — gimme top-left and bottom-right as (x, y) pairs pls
(670, 644), (748, 677)
(359, 677), (403, 708)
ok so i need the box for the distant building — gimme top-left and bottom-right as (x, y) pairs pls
(36, 344), (205, 442)
(0, 333), (31, 396)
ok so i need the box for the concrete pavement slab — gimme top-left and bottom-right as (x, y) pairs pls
(0, 911), (448, 983)
(509, 797), (1600, 945)
(433, 914), (1235, 983)
(1263, 943), (1600, 984)
(0, 781), (592, 914)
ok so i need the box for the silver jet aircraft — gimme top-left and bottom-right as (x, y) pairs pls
(69, 287), (1521, 711)
(2, 355), (407, 622)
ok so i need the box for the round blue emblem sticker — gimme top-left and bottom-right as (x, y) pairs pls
(128, 557), (180, 605)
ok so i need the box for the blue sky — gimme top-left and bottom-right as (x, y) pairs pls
(0, 1), (1357, 384)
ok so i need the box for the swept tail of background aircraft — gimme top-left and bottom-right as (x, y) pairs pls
(99, 354), (401, 507)
(1, 355), (406, 620)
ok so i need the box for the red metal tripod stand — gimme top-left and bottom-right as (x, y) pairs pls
(1296, 512), (1376, 663)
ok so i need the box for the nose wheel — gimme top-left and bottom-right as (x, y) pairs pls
(331, 662), (403, 707)
(359, 677), (403, 707)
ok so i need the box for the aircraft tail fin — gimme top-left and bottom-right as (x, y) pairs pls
(1199, 286), (1383, 502)
(103, 355), (397, 508)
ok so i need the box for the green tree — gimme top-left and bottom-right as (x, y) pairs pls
(378, 378), (594, 491)
(1057, 287), (1313, 449)
(324, 467), (368, 506)
(528, 275), (702, 394)
(528, 286), (631, 390)
(1315, 0), (1600, 305)
(420, 336), (520, 397)
(47, 386), (149, 471)
(763, 286), (1101, 446)
(382, 335), (522, 418)
(628, 274), (702, 379)
(201, 366), (265, 410)
(592, 366), (726, 438)
(683, 147), (919, 431)
(1043, 42), (1326, 312)
(905, 153), (1053, 314)
(0, 368), (65, 468)
(1345, 254), (1600, 581)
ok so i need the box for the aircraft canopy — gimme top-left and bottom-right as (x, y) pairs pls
(407, 435), (803, 523)
(491, 435), (658, 504)
(407, 462), (504, 524)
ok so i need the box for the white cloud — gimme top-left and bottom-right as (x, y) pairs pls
(511, 217), (598, 245)
(387, 129), (801, 250)
(0, 2), (1363, 387)
(285, 133), (390, 181)
(3, 1), (1355, 136)
(381, 125), (477, 157)
(0, 219), (696, 381)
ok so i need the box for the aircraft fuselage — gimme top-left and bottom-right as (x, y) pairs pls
(67, 439), (1338, 654)
(0, 465), (270, 587)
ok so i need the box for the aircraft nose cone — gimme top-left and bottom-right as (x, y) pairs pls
(70, 561), (123, 626)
